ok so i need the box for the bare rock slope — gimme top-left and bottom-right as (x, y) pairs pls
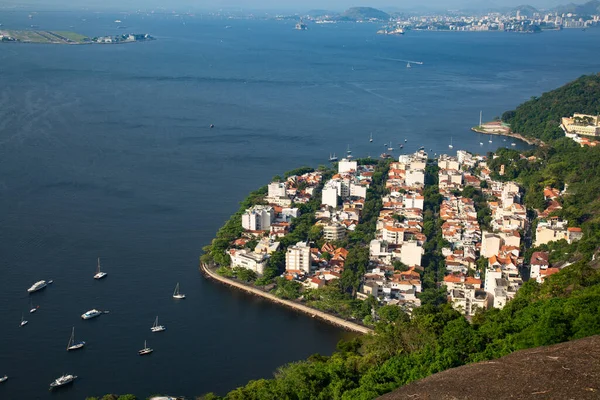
(379, 335), (600, 400)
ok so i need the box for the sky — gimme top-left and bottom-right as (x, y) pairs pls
(0, 0), (584, 12)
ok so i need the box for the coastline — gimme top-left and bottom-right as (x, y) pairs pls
(200, 262), (374, 335)
(471, 126), (545, 146)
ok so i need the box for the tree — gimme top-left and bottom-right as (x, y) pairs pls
(393, 260), (409, 271)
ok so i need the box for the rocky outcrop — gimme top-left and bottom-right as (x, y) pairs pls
(379, 335), (600, 400)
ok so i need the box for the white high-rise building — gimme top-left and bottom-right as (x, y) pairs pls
(322, 181), (339, 208)
(286, 241), (311, 273)
(241, 205), (275, 231)
(338, 158), (358, 174)
(268, 182), (287, 198)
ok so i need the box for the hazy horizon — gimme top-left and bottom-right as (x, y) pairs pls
(0, 0), (590, 13)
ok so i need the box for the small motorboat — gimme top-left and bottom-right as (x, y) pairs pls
(81, 309), (102, 320)
(0, 375), (7, 383)
(210, 124), (215, 128)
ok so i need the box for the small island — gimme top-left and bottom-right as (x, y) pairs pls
(0, 30), (154, 45)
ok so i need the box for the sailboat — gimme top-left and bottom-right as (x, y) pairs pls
(93, 257), (107, 280)
(369, 133), (373, 143)
(172, 283), (186, 299)
(406, 62), (411, 68)
(67, 327), (85, 351)
(0, 375), (7, 383)
(448, 137), (453, 149)
(346, 144), (352, 155)
(20, 314), (28, 327)
(489, 138), (493, 143)
(329, 153), (338, 162)
(151, 316), (166, 332)
(29, 300), (39, 313)
(138, 340), (153, 355)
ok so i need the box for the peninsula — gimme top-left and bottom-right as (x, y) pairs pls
(89, 75), (600, 400)
(0, 30), (154, 45)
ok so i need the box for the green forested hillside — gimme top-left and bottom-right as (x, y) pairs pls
(502, 73), (600, 142)
(341, 7), (390, 21)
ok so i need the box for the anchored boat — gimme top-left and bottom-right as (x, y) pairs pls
(138, 340), (153, 355)
(67, 327), (86, 351)
(172, 283), (186, 299)
(81, 309), (102, 320)
(94, 257), (107, 280)
(27, 280), (47, 293)
(49, 374), (77, 389)
(151, 316), (166, 332)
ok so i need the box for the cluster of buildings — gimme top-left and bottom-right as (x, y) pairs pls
(387, 10), (599, 32)
(437, 153), (487, 316)
(223, 146), (585, 317)
(561, 113), (600, 147)
(436, 151), (529, 315)
(360, 151), (428, 312)
(316, 159), (372, 239)
(228, 170), (324, 275)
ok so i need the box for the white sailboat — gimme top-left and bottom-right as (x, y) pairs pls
(151, 316), (166, 332)
(172, 283), (186, 299)
(67, 327), (85, 351)
(94, 257), (107, 280)
(387, 139), (394, 151)
(138, 340), (153, 355)
(369, 133), (373, 142)
(20, 314), (28, 327)
(29, 299), (38, 313)
(406, 62), (411, 68)
(448, 137), (453, 149)
(0, 375), (7, 383)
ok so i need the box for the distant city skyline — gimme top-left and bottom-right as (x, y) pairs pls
(0, 0), (591, 12)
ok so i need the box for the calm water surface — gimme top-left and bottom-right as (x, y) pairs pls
(1, 11), (600, 399)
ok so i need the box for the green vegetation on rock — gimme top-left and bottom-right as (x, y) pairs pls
(502, 73), (600, 142)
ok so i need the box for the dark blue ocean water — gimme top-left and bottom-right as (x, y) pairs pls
(1, 10), (599, 399)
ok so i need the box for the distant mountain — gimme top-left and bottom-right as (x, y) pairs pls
(513, 4), (539, 16)
(341, 7), (390, 21)
(555, 0), (600, 15)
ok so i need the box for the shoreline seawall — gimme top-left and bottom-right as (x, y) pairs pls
(471, 126), (545, 146)
(200, 262), (374, 335)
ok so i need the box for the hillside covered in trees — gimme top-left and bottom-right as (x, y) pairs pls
(502, 73), (600, 142)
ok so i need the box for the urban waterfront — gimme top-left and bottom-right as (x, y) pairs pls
(1, 11), (600, 399)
